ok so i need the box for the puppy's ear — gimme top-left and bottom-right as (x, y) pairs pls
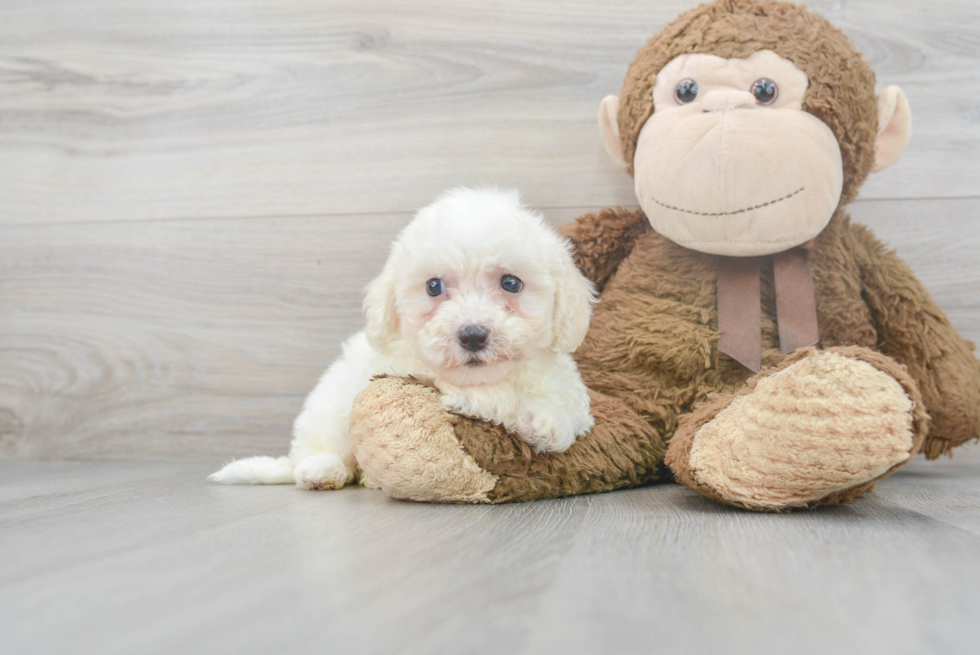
(552, 242), (596, 353)
(364, 258), (400, 354)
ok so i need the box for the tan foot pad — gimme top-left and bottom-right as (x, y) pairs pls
(349, 376), (497, 503)
(689, 351), (916, 510)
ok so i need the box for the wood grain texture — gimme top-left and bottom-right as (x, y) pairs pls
(0, 200), (980, 460)
(0, 212), (409, 459)
(2, 199), (978, 461)
(0, 0), (978, 226)
(1, 455), (979, 654)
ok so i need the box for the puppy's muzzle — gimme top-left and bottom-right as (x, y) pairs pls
(458, 325), (490, 353)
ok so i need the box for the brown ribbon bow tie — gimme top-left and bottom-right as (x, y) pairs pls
(716, 239), (819, 372)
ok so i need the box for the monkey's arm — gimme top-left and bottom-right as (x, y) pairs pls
(850, 222), (980, 458)
(557, 207), (649, 292)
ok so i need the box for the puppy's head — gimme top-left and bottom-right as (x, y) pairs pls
(365, 187), (595, 387)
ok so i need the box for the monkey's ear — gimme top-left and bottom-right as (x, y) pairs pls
(598, 95), (628, 169)
(872, 86), (912, 173)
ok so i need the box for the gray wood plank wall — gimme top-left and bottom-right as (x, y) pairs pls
(2, 0), (979, 461)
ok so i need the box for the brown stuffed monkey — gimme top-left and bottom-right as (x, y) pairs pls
(348, 0), (980, 511)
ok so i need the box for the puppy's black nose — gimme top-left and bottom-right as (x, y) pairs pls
(458, 325), (490, 352)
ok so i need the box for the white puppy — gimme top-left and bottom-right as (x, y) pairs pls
(209, 187), (596, 490)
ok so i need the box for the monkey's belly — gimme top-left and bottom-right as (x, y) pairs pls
(574, 225), (769, 394)
(574, 282), (764, 434)
(573, 222), (879, 431)
(577, 288), (756, 380)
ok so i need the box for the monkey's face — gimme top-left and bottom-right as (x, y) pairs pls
(632, 50), (843, 257)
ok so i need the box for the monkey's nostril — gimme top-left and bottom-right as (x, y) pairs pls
(459, 325), (490, 352)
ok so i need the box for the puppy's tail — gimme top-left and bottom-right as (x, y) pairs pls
(208, 456), (294, 485)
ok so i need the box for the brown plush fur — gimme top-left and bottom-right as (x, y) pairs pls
(455, 389), (666, 503)
(349, 0), (980, 509)
(567, 206), (980, 468)
(849, 225), (980, 458)
(350, 377), (666, 504)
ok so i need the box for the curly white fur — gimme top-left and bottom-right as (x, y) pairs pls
(209, 187), (596, 490)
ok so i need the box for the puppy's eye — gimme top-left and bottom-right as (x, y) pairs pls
(674, 78), (699, 104)
(751, 78), (778, 105)
(426, 278), (446, 297)
(500, 275), (523, 293)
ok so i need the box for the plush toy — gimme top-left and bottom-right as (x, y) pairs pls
(348, 0), (980, 510)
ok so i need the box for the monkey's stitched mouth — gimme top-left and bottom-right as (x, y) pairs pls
(651, 187), (805, 217)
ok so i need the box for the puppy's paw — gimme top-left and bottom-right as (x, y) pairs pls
(442, 393), (468, 414)
(442, 392), (497, 421)
(514, 404), (592, 454)
(442, 392), (484, 420)
(293, 453), (354, 490)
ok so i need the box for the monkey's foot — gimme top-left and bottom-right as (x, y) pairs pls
(666, 347), (929, 511)
(349, 377), (498, 503)
(348, 376), (665, 504)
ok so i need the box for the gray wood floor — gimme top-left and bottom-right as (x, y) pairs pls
(2, 1), (980, 652)
(2, 451), (980, 655)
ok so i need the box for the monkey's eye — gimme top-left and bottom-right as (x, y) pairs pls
(751, 78), (778, 105)
(426, 278), (446, 297)
(500, 275), (523, 293)
(674, 79), (699, 104)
